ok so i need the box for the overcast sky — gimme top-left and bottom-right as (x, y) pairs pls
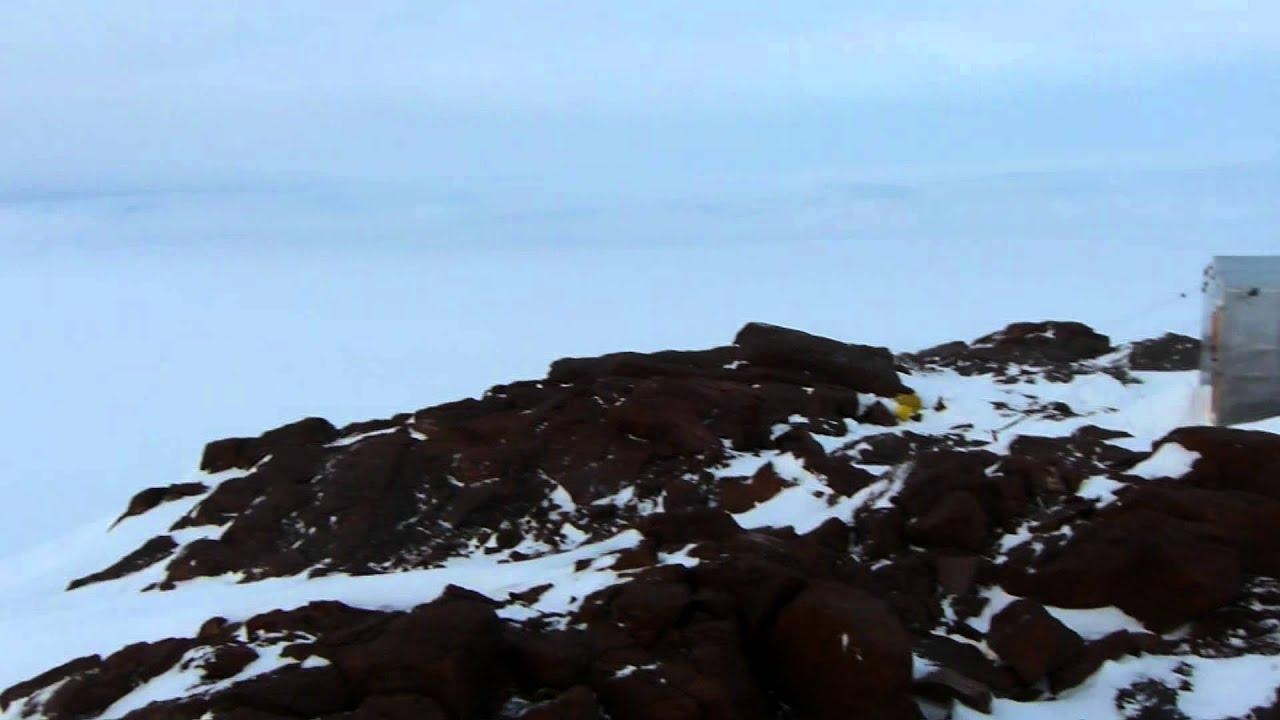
(2, 1), (1277, 195)
(1, 2), (1278, 555)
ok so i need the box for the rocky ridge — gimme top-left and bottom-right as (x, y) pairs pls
(6, 322), (1280, 720)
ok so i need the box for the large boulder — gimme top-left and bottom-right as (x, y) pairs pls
(325, 594), (506, 718)
(734, 323), (909, 396)
(768, 581), (915, 720)
(1159, 427), (1280, 501)
(200, 417), (338, 473)
(968, 321), (1112, 364)
(1005, 508), (1243, 631)
(904, 491), (990, 553)
(986, 599), (1084, 684)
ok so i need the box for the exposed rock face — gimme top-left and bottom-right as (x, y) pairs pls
(80, 323), (911, 590)
(115, 483), (209, 525)
(768, 582), (915, 720)
(986, 599), (1084, 684)
(1128, 333), (1201, 371)
(733, 322), (910, 397)
(5, 321), (1280, 720)
(904, 320), (1114, 380)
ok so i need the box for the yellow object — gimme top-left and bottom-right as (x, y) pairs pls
(894, 393), (923, 421)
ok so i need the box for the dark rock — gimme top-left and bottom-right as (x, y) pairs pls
(507, 629), (590, 690)
(212, 665), (354, 717)
(904, 321), (1112, 379)
(768, 581), (915, 720)
(913, 634), (1019, 696)
(115, 482), (208, 524)
(859, 402), (899, 427)
(595, 670), (700, 720)
(935, 555), (981, 596)
(67, 535), (178, 590)
(637, 510), (742, 550)
(1005, 503), (1245, 631)
(734, 322), (909, 396)
(905, 491), (989, 553)
(517, 686), (601, 720)
(342, 693), (448, 720)
(1116, 482), (1280, 576)
(610, 579), (692, 647)
(325, 595), (505, 719)
(42, 638), (194, 720)
(1049, 630), (1140, 693)
(855, 507), (905, 559)
(0, 654), (101, 713)
(548, 347), (740, 384)
(1160, 426), (1280, 501)
(719, 463), (787, 513)
(689, 555), (805, 639)
(846, 431), (983, 466)
(200, 417), (338, 473)
(987, 599), (1084, 684)
(1128, 333), (1201, 371)
(970, 322), (1112, 364)
(197, 644), (259, 681)
(895, 450), (1001, 524)
(913, 665), (992, 713)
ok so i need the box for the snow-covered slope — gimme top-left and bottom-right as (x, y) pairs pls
(3, 321), (1279, 720)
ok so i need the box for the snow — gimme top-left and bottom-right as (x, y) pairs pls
(968, 587), (1147, 639)
(955, 653), (1280, 720)
(1076, 475), (1128, 507)
(326, 427), (401, 448)
(97, 643), (294, 720)
(0, 527), (643, 693)
(1128, 442), (1201, 479)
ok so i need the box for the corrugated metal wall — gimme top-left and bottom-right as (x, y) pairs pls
(1202, 257), (1280, 425)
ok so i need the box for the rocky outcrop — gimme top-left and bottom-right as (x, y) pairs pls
(904, 321), (1114, 380)
(1128, 333), (1201, 371)
(5, 321), (1279, 720)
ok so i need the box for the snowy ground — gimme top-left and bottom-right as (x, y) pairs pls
(4, 348), (1278, 719)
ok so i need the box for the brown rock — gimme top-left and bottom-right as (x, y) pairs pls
(913, 634), (1019, 695)
(198, 644), (259, 682)
(67, 535), (178, 590)
(213, 665), (354, 717)
(507, 629), (590, 690)
(1049, 630), (1140, 693)
(344, 693), (447, 720)
(1128, 333), (1200, 371)
(1160, 426), (1280, 501)
(734, 322), (909, 396)
(43, 638), (194, 720)
(115, 482), (208, 524)
(326, 595), (505, 719)
(913, 665), (992, 713)
(769, 581), (915, 720)
(719, 463), (787, 513)
(609, 578), (693, 648)
(855, 507), (905, 559)
(987, 599), (1084, 684)
(935, 555), (981, 596)
(905, 492), (989, 553)
(518, 686), (601, 720)
(637, 510), (742, 550)
(1007, 508), (1244, 632)
(859, 402), (899, 427)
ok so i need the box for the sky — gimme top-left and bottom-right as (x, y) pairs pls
(1, 1), (1278, 555)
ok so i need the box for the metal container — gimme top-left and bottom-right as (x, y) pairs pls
(1201, 256), (1280, 425)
